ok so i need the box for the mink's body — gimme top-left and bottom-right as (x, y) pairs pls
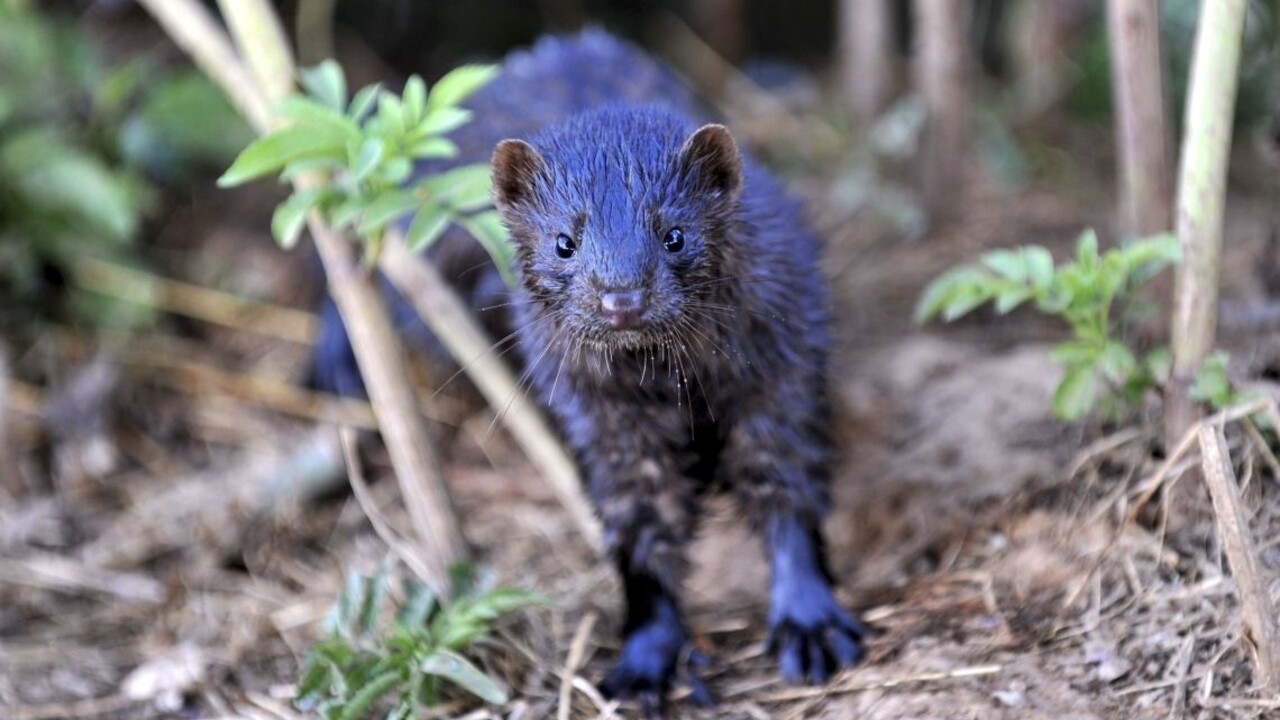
(311, 30), (866, 716)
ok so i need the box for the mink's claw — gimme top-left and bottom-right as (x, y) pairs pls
(767, 605), (867, 684)
(600, 616), (716, 717)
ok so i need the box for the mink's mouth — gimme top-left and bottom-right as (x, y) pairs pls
(573, 325), (675, 352)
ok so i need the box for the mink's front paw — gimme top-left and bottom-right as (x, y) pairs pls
(600, 618), (713, 718)
(767, 583), (868, 684)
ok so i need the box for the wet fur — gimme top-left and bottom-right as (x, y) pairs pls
(310, 30), (867, 716)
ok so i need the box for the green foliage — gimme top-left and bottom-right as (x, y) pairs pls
(916, 230), (1180, 421)
(218, 60), (511, 277)
(0, 3), (251, 326)
(296, 562), (544, 719)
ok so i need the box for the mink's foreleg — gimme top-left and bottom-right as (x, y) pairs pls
(567, 403), (711, 715)
(724, 395), (868, 684)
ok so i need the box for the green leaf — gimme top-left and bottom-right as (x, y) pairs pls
(418, 107), (472, 136)
(422, 164), (493, 212)
(218, 128), (345, 186)
(277, 96), (362, 144)
(330, 196), (367, 230)
(375, 94), (406, 136)
(357, 565), (390, 639)
(1191, 351), (1233, 406)
(334, 570), (365, 635)
(378, 157), (414, 186)
(994, 285), (1031, 314)
(1053, 363), (1098, 421)
(981, 249), (1027, 282)
(467, 588), (544, 617)
(350, 138), (385, 182)
(402, 76), (427, 127)
(913, 266), (991, 323)
(281, 156), (345, 181)
(458, 211), (516, 287)
(271, 189), (325, 249)
(426, 64), (499, 111)
(404, 203), (451, 252)
(358, 190), (420, 236)
(1075, 229), (1100, 271)
(1049, 341), (1098, 366)
(1024, 246), (1055, 290)
(295, 657), (336, 709)
(0, 129), (140, 242)
(396, 580), (438, 627)
(1097, 341), (1137, 383)
(334, 670), (401, 720)
(1144, 347), (1172, 384)
(300, 60), (348, 111)
(408, 137), (458, 160)
(419, 650), (507, 704)
(348, 84), (382, 122)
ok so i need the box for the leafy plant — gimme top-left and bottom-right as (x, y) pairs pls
(0, 2), (251, 326)
(297, 563), (544, 720)
(915, 229), (1180, 421)
(217, 60), (512, 282)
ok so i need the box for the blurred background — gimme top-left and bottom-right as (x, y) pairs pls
(3, 1), (1280, 719)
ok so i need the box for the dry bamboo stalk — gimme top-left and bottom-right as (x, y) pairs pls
(308, 213), (468, 585)
(841, 0), (894, 123)
(1197, 426), (1280, 689)
(381, 238), (603, 550)
(912, 0), (972, 222)
(133, 0), (272, 133)
(215, 0), (296, 109)
(1107, 0), (1172, 238)
(1167, 0), (1249, 449)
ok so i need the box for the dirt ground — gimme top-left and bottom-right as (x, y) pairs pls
(4, 77), (1280, 720)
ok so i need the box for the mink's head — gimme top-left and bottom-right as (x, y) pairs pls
(490, 106), (743, 350)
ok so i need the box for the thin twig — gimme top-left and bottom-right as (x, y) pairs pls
(557, 611), (598, 720)
(1198, 425), (1280, 689)
(338, 427), (437, 584)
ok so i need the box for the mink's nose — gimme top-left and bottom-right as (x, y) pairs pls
(600, 288), (647, 329)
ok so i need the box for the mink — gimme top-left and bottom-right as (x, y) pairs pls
(310, 29), (867, 716)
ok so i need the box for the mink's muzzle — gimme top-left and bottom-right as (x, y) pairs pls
(600, 287), (648, 330)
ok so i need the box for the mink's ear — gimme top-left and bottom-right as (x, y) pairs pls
(678, 123), (743, 202)
(491, 139), (545, 212)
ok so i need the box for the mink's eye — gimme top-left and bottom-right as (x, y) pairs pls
(663, 227), (685, 253)
(555, 233), (577, 259)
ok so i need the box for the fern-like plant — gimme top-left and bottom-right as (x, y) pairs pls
(296, 563), (544, 720)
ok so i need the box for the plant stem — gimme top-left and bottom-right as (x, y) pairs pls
(134, 0), (273, 134)
(215, 0), (297, 111)
(137, 0), (469, 590)
(1167, 0), (1248, 452)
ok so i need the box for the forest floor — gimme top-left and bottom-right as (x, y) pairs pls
(4, 66), (1280, 720)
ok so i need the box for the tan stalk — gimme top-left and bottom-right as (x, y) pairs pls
(1167, 0), (1248, 453)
